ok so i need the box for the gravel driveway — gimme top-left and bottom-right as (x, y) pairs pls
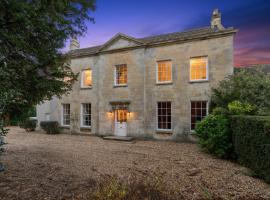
(0, 127), (269, 200)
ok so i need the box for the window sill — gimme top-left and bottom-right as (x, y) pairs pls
(156, 82), (173, 86)
(80, 126), (91, 130)
(189, 80), (209, 83)
(113, 85), (127, 88)
(156, 129), (173, 134)
(80, 86), (92, 89)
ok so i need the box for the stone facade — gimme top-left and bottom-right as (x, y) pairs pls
(37, 10), (237, 140)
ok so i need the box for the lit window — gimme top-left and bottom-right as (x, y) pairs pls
(81, 69), (92, 87)
(62, 104), (70, 126)
(81, 103), (91, 127)
(115, 64), (127, 86)
(157, 102), (172, 130)
(157, 60), (172, 83)
(190, 57), (208, 81)
(191, 101), (207, 130)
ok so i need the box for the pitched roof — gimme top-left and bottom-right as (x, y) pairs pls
(69, 26), (237, 58)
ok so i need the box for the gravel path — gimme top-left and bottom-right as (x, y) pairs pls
(0, 127), (269, 200)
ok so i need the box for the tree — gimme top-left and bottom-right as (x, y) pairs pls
(211, 69), (270, 115)
(0, 0), (96, 115)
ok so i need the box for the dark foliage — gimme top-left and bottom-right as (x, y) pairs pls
(20, 119), (37, 132)
(211, 69), (270, 115)
(40, 121), (60, 134)
(0, 0), (96, 116)
(231, 115), (270, 183)
(195, 114), (234, 158)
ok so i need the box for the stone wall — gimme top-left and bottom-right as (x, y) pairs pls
(37, 34), (234, 140)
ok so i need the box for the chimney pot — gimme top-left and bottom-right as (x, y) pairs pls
(211, 9), (224, 30)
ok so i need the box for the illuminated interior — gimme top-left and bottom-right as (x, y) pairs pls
(83, 69), (92, 86)
(157, 61), (172, 82)
(190, 57), (207, 81)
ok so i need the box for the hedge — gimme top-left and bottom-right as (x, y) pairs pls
(40, 121), (60, 134)
(231, 115), (270, 183)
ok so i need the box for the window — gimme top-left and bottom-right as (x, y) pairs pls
(115, 64), (127, 86)
(81, 103), (91, 127)
(62, 104), (70, 126)
(191, 101), (207, 130)
(190, 57), (208, 81)
(157, 60), (172, 83)
(157, 102), (172, 130)
(81, 69), (92, 87)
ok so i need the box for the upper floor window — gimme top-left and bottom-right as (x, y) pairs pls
(157, 101), (172, 131)
(115, 64), (127, 86)
(191, 101), (207, 130)
(157, 60), (172, 83)
(62, 104), (70, 126)
(190, 57), (208, 81)
(81, 103), (91, 127)
(81, 69), (92, 88)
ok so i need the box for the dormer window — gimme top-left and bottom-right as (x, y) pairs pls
(81, 69), (92, 88)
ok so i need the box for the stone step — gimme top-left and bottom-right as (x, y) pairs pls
(103, 136), (134, 142)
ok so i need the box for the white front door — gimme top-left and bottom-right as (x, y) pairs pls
(114, 109), (127, 137)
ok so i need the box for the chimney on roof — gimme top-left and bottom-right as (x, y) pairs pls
(70, 37), (80, 50)
(211, 9), (224, 30)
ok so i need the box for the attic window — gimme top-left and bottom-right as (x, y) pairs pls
(81, 69), (92, 88)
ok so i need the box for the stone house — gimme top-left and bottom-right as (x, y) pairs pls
(37, 9), (237, 140)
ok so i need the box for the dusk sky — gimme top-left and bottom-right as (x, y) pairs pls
(69, 0), (270, 67)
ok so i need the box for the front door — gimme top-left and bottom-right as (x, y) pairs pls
(114, 109), (127, 137)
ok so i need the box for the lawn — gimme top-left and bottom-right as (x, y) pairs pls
(0, 127), (269, 200)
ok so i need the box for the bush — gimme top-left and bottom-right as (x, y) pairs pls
(228, 100), (255, 115)
(40, 121), (60, 134)
(211, 69), (270, 114)
(231, 115), (270, 183)
(21, 119), (37, 131)
(195, 114), (233, 158)
(212, 107), (229, 116)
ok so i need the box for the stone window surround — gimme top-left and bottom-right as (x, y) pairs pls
(114, 64), (128, 87)
(80, 68), (92, 89)
(156, 60), (173, 84)
(61, 103), (71, 127)
(156, 101), (172, 132)
(189, 56), (209, 82)
(81, 103), (91, 128)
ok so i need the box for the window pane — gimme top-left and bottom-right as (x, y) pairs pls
(82, 69), (92, 87)
(115, 65), (127, 85)
(157, 61), (172, 82)
(157, 101), (172, 130)
(62, 104), (70, 126)
(190, 57), (207, 81)
(190, 101), (207, 130)
(82, 103), (91, 126)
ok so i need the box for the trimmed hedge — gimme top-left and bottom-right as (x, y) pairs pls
(40, 121), (60, 134)
(231, 115), (270, 183)
(20, 119), (37, 131)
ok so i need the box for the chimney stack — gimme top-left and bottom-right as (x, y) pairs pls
(70, 37), (80, 50)
(211, 9), (224, 30)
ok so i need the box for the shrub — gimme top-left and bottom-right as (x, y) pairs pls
(212, 107), (229, 116)
(228, 100), (255, 115)
(231, 115), (270, 183)
(195, 114), (233, 158)
(40, 121), (60, 134)
(21, 119), (37, 131)
(211, 69), (270, 114)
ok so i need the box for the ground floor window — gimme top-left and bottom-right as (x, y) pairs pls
(157, 102), (172, 130)
(191, 101), (207, 130)
(81, 103), (91, 127)
(62, 104), (70, 126)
